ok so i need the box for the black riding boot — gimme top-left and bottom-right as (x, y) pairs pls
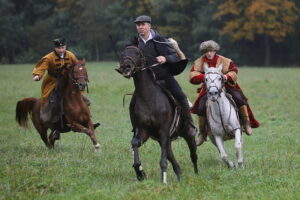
(179, 98), (197, 137)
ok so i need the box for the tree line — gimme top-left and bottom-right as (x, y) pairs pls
(1, 0), (299, 66)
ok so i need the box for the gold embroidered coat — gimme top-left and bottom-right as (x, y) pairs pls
(32, 50), (77, 106)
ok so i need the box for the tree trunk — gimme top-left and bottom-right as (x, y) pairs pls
(8, 49), (15, 64)
(264, 35), (271, 66)
(95, 42), (99, 62)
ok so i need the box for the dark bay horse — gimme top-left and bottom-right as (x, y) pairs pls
(16, 60), (100, 151)
(116, 46), (198, 184)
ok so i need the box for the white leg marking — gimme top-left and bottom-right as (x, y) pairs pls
(95, 143), (100, 148)
(94, 143), (100, 152)
(234, 129), (243, 166)
(163, 172), (167, 184)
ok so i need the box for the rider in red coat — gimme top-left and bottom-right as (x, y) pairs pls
(189, 40), (260, 146)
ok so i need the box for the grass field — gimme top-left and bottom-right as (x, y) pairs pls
(0, 62), (299, 200)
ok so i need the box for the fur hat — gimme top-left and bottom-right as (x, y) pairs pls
(199, 40), (220, 53)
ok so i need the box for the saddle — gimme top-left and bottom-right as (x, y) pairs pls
(40, 76), (70, 132)
(154, 80), (182, 139)
(155, 80), (179, 108)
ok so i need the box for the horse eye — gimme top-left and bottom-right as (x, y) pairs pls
(219, 77), (222, 81)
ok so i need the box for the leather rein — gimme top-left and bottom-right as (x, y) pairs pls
(121, 46), (160, 76)
(206, 71), (238, 134)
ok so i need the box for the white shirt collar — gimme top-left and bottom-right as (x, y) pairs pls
(140, 32), (153, 44)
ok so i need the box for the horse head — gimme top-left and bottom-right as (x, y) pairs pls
(67, 60), (89, 91)
(116, 46), (146, 78)
(204, 63), (224, 102)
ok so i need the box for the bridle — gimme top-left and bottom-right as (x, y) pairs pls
(205, 71), (224, 99)
(119, 46), (160, 77)
(205, 70), (239, 134)
(71, 63), (89, 92)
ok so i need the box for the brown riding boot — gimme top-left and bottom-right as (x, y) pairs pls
(196, 116), (207, 146)
(239, 105), (252, 136)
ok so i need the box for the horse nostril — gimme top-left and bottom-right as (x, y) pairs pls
(209, 91), (218, 96)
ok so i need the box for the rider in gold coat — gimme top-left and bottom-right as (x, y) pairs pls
(32, 38), (94, 140)
(32, 37), (78, 107)
(189, 40), (260, 146)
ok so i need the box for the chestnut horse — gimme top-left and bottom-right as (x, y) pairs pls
(16, 61), (100, 151)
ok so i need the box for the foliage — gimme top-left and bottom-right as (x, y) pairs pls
(214, 0), (299, 65)
(214, 0), (299, 42)
(0, 0), (299, 65)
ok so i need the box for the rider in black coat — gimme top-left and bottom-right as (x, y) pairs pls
(126, 15), (196, 137)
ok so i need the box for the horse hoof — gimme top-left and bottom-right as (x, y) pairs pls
(194, 167), (199, 174)
(47, 144), (54, 149)
(137, 170), (146, 181)
(94, 143), (101, 152)
(93, 123), (101, 129)
(227, 161), (234, 168)
(238, 162), (244, 169)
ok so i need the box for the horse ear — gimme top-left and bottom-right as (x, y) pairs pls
(204, 63), (209, 72)
(217, 63), (223, 72)
(77, 58), (86, 66)
(81, 58), (86, 66)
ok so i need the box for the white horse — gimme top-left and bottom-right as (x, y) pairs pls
(204, 63), (243, 168)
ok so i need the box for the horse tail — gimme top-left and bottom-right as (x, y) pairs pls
(16, 97), (38, 128)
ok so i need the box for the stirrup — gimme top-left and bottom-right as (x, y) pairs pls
(196, 134), (206, 146)
(53, 130), (61, 140)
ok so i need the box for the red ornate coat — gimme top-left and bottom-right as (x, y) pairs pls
(189, 54), (260, 128)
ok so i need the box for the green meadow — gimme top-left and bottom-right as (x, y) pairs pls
(0, 63), (299, 200)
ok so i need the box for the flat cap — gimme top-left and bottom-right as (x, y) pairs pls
(53, 37), (66, 47)
(134, 15), (151, 23)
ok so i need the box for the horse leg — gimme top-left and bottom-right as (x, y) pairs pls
(39, 128), (50, 148)
(159, 130), (170, 184)
(183, 135), (198, 174)
(131, 129), (147, 181)
(87, 120), (101, 152)
(32, 113), (51, 148)
(214, 136), (234, 168)
(233, 128), (244, 168)
(69, 122), (100, 151)
(48, 130), (56, 148)
(166, 143), (181, 181)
